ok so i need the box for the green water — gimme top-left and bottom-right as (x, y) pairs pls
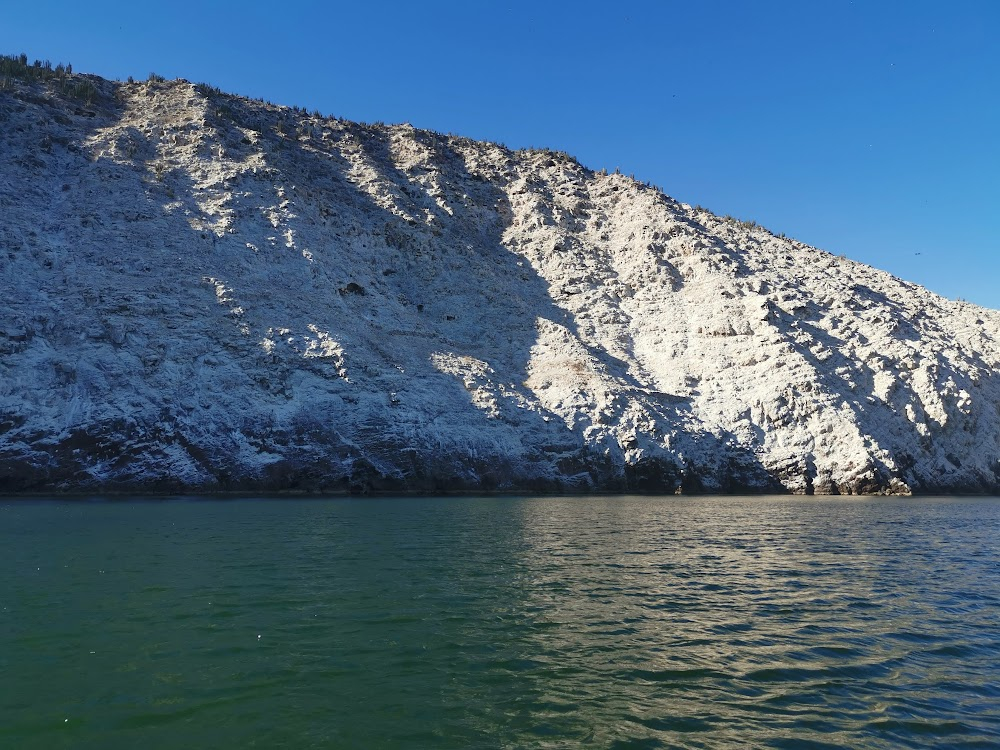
(2, 496), (999, 748)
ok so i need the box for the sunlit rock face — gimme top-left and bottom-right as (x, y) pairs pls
(2, 73), (999, 495)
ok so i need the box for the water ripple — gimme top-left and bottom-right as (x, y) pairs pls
(1, 495), (999, 748)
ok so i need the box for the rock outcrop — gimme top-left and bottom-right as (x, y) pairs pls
(2, 68), (999, 494)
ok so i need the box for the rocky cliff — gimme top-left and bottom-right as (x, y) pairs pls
(2, 66), (999, 494)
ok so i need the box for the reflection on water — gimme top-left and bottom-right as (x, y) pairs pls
(1, 496), (999, 749)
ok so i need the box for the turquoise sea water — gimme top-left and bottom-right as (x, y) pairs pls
(2, 495), (999, 749)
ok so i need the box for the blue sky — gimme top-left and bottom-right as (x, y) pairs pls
(5, 1), (999, 308)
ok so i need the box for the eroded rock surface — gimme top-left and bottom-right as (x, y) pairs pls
(2, 73), (999, 494)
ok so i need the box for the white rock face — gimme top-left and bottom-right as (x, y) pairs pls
(2, 74), (999, 494)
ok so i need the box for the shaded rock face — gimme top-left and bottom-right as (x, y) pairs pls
(1, 74), (999, 495)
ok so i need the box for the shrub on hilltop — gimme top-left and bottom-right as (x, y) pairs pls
(0, 52), (97, 103)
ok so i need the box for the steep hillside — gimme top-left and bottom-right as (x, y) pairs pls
(2, 67), (999, 494)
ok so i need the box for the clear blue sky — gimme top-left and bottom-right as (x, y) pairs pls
(5, 1), (999, 308)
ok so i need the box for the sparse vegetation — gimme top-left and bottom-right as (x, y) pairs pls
(691, 203), (795, 241)
(0, 52), (96, 103)
(196, 82), (223, 97)
(720, 213), (771, 233)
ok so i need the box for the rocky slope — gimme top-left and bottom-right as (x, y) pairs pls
(2, 67), (999, 494)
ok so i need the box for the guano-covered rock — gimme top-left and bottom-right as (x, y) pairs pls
(2, 69), (999, 495)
